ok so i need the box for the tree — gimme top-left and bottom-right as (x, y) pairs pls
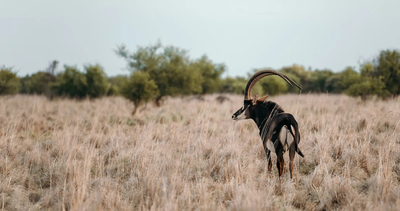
(115, 41), (204, 106)
(259, 75), (289, 96)
(85, 64), (108, 98)
(0, 66), (20, 95)
(371, 50), (400, 96)
(19, 60), (58, 98)
(108, 75), (129, 95)
(191, 55), (225, 94)
(20, 75), (31, 94)
(345, 63), (389, 100)
(46, 60), (59, 76)
(160, 46), (203, 97)
(328, 67), (360, 93)
(311, 69), (334, 92)
(20, 72), (54, 95)
(220, 76), (247, 94)
(343, 50), (400, 100)
(51, 64), (113, 99)
(345, 77), (389, 101)
(116, 42), (163, 104)
(280, 65), (313, 92)
(339, 67), (360, 92)
(52, 66), (88, 98)
(120, 71), (159, 115)
(246, 69), (290, 96)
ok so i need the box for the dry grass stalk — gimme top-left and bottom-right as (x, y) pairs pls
(0, 94), (399, 210)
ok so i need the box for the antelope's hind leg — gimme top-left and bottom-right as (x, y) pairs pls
(263, 139), (273, 172)
(289, 144), (296, 179)
(276, 145), (285, 178)
(263, 144), (273, 172)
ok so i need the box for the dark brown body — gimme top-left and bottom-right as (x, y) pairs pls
(233, 98), (303, 178)
(231, 69), (303, 179)
(262, 112), (303, 178)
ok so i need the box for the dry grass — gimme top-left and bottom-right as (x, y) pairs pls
(0, 94), (399, 210)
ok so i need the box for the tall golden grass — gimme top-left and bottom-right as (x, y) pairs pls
(0, 94), (399, 210)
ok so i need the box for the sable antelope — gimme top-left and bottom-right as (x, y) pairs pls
(232, 70), (304, 179)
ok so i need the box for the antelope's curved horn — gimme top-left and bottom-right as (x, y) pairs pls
(244, 70), (302, 100)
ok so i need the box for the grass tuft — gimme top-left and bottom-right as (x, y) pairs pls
(0, 94), (399, 210)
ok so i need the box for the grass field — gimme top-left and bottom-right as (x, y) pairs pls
(0, 94), (399, 210)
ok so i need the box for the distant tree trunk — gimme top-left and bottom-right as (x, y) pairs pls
(47, 60), (59, 76)
(132, 104), (138, 115)
(45, 60), (58, 100)
(45, 88), (54, 100)
(155, 96), (163, 107)
(140, 103), (148, 112)
(361, 94), (367, 101)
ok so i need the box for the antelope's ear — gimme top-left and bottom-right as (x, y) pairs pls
(258, 95), (268, 102)
(252, 93), (259, 104)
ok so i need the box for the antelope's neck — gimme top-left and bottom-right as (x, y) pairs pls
(252, 102), (283, 131)
(252, 108), (270, 129)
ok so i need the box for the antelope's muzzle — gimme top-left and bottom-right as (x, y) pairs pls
(232, 107), (246, 120)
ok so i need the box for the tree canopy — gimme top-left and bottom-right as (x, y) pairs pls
(2, 43), (400, 105)
(115, 41), (225, 107)
(0, 66), (20, 95)
(120, 71), (159, 115)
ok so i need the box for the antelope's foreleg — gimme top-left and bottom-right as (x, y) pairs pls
(263, 144), (273, 172)
(267, 150), (272, 172)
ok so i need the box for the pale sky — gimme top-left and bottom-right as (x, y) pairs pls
(1, 0), (399, 77)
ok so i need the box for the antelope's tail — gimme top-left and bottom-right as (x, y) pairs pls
(287, 116), (304, 157)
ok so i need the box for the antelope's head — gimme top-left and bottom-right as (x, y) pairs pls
(232, 70), (302, 121)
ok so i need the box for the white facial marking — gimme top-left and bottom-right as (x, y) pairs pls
(233, 107), (247, 120)
(235, 112), (246, 120)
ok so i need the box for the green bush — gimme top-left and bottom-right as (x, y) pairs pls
(85, 65), (108, 98)
(108, 75), (129, 95)
(280, 65), (313, 92)
(310, 69), (334, 92)
(20, 72), (55, 96)
(106, 84), (120, 96)
(344, 62), (391, 100)
(220, 77), (247, 94)
(369, 50), (400, 96)
(120, 71), (159, 115)
(345, 76), (389, 101)
(52, 66), (88, 98)
(259, 75), (289, 96)
(191, 55), (225, 94)
(325, 67), (359, 93)
(51, 65), (111, 99)
(0, 67), (20, 95)
(116, 42), (227, 105)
